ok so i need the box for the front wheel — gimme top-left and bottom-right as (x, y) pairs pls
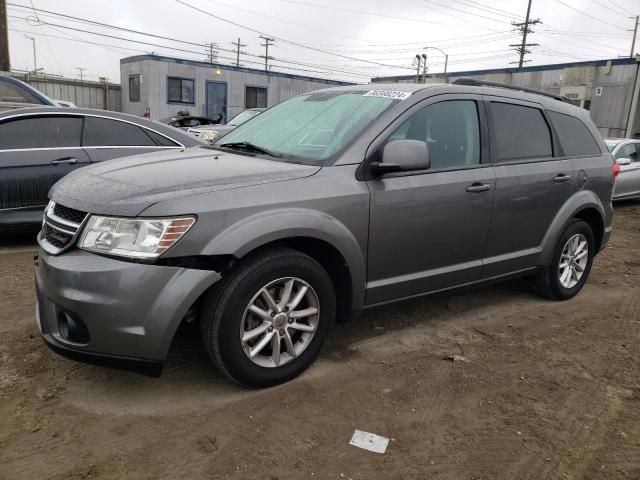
(200, 248), (336, 387)
(534, 219), (595, 300)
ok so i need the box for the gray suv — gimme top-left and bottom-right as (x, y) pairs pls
(35, 81), (615, 387)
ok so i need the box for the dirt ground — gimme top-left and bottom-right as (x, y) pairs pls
(1, 203), (639, 480)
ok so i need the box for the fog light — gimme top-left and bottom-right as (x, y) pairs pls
(57, 311), (90, 344)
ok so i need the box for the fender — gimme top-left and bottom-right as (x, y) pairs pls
(540, 189), (606, 265)
(200, 208), (367, 312)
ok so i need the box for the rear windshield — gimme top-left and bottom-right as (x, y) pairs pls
(214, 91), (400, 165)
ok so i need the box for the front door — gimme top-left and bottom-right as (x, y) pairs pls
(613, 142), (640, 199)
(0, 114), (90, 225)
(366, 96), (495, 305)
(206, 81), (227, 123)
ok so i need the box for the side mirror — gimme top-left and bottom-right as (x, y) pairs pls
(371, 139), (431, 175)
(616, 158), (632, 166)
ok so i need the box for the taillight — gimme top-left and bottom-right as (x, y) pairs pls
(613, 161), (620, 179)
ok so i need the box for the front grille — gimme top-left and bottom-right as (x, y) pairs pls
(40, 202), (88, 255)
(43, 224), (73, 249)
(52, 204), (87, 224)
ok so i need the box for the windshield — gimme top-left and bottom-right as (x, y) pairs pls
(605, 140), (620, 153)
(228, 110), (261, 126)
(215, 91), (399, 165)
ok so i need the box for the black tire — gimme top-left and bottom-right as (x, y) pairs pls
(534, 219), (595, 300)
(200, 247), (336, 387)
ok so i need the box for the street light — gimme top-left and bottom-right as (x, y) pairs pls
(25, 35), (37, 72)
(423, 46), (449, 74)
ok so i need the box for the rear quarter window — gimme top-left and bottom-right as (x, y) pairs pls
(548, 111), (601, 156)
(490, 102), (552, 162)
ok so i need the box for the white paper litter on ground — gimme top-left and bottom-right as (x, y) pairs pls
(349, 430), (389, 454)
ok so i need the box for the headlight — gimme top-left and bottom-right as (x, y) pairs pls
(200, 130), (219, 142)
(79, 216), (195, 259)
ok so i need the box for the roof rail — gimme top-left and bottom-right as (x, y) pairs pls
(452, 77), (570, 103)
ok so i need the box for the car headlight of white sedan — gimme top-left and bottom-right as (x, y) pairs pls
(79, 216), (195, 259)
(200, 130), (219, 143)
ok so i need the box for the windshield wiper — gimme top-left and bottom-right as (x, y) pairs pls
(219, 141), (281, 158)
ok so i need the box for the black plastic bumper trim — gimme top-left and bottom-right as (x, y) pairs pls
(41, 334), (164, 377)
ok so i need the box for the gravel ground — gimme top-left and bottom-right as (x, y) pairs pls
(1, 203), (639, 480)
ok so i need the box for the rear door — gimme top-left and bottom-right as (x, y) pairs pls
(481, 98), (576, 278)
(82, 115), (180, 162)
(0, 114), (89, 213)
(613, 142), (640, 199)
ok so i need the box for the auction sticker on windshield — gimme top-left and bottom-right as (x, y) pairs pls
(363, 90), (412, 100)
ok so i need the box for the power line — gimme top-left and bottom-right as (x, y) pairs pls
(582, 0), (630, 19)
(554, 0), (627, 31)
(273, 0), (461, 26)
(174, 0), (416, 71)
(8, 15), (372, 80)
(419, 0), (510, 24)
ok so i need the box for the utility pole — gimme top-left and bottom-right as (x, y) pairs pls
(75, 67), (86, 81)
(510, 0), (540, 68)
(0, 0), (10, 71)
(630, 15), (639, 58)
(421, 53), (428, 83)
(231, 37), (247, 67)
(414, 54), (421, 83)
(25, 35), (37, 72)
(205, 42), (219, 63)
(259, 35), (275, 72)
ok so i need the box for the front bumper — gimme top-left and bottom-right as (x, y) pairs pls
(35, 248), (221, 373)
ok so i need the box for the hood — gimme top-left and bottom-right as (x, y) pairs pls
(50, 147), (320, 216)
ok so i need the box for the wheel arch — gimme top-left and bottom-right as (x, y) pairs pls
(541, 190), (606, 265)
(199, 208), (366, 321)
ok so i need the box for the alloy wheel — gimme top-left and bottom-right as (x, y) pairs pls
(240, 277), (320, 368)
(558, 233), (589, 289)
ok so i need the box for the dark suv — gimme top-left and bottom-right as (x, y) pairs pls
(35, 80), (615, 387)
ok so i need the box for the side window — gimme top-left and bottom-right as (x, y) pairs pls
(548, 111), (600, 156)
(615, 144), (638, 162)
(490, 102), (552, 162)
(388, 100), (480, 170)
(0, 80), (45, 104)
(0, 116), (82, 149)
(83, 117), (156, 147)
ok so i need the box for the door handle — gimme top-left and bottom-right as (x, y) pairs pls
(50, 158), (78, 165)
(466, 182), (491, 193)
(553, 173), (571, 183)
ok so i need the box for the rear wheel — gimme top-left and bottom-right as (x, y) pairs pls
(200, 248), (336, 387)
(534, 219), (595, 300)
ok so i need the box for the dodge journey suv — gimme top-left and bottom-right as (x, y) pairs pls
(35, 80), (615, 387)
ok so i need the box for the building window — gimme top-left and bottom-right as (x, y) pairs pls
(128, 75), (140, 102)
(168, 77), (194, 104)
(245, 86), (267, 108)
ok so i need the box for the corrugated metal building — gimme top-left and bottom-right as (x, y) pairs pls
(372, 57), (640, 139)
(120, 54), (351, 122)
(0, 71), (121, 111)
